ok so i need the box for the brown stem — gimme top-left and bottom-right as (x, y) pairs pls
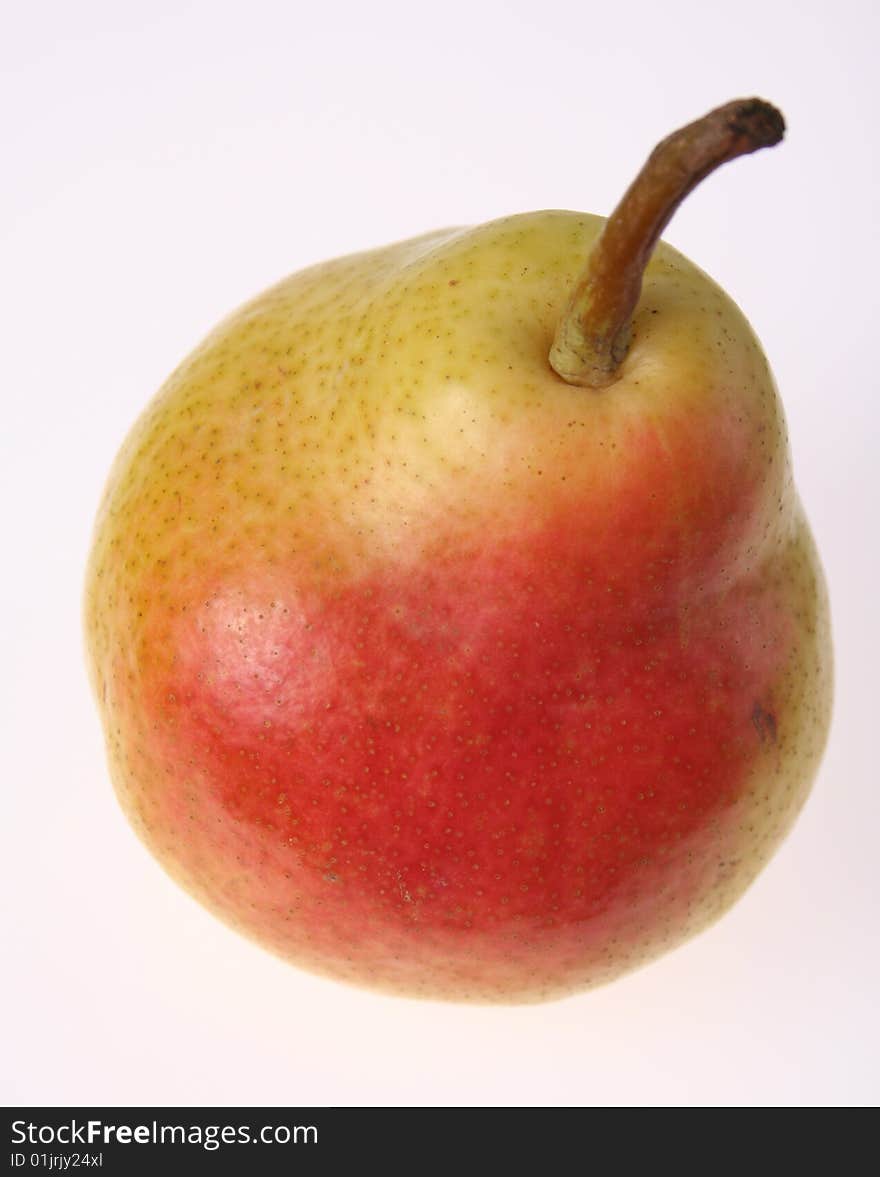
(549, 98), (785, 388)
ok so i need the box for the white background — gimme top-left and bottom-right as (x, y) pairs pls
(3, 0), (878, 1108)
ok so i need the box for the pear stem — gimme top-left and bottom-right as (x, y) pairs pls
(549, 98), (785, 389)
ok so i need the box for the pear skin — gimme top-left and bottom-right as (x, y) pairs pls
(84, 205), (831, 1002)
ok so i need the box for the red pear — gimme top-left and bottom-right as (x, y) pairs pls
(85, 99), (832, 1002)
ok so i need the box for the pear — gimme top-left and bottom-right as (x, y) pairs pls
(85, 99), (831, 1002)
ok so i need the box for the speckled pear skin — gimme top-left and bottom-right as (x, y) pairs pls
(84, 211), (832, 1002)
